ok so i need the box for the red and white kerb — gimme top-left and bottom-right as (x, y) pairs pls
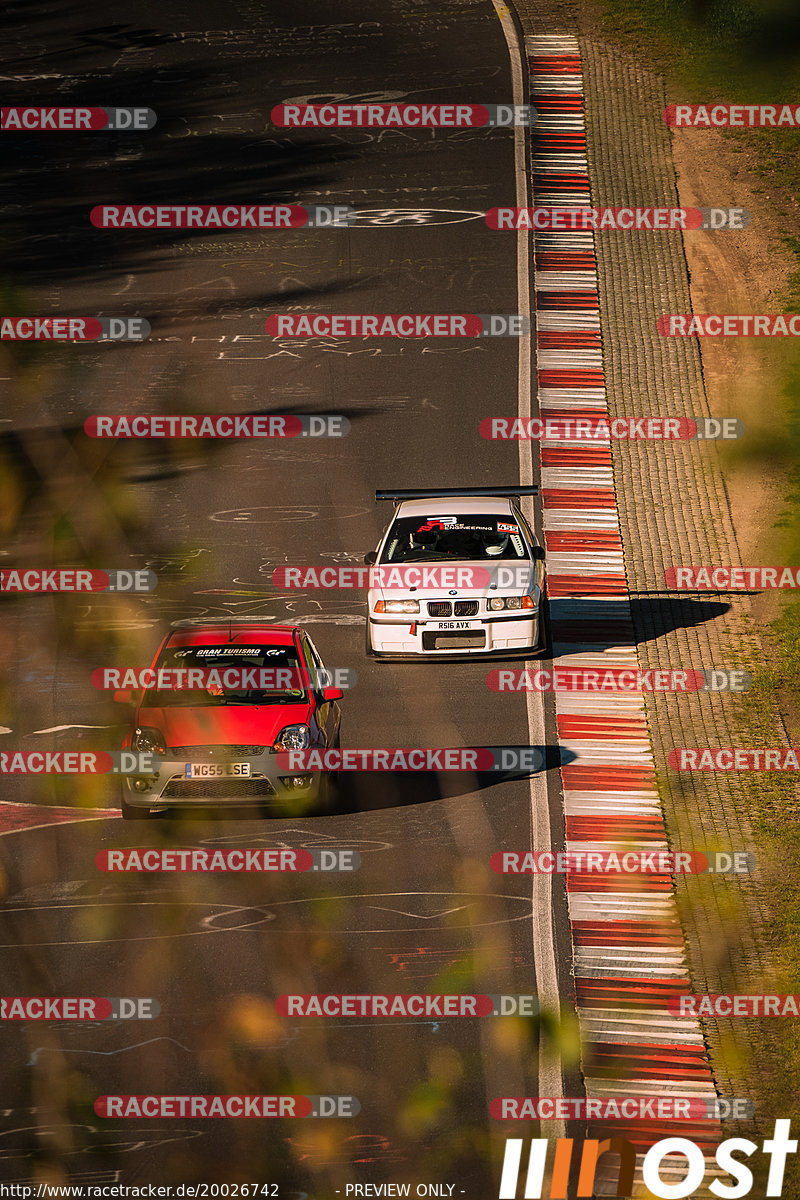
(526, 32), (722, 1168)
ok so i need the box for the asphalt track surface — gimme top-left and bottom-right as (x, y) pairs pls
(0, 1), (579, 1190)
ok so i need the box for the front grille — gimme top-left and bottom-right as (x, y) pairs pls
(161, 778), (276, 800)
(427, 601), (452, 617)
(167, 745), (266, 759)
(422, 630), (486, 651)
(454, 600), (479, 617)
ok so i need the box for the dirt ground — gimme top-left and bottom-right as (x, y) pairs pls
(574, 0), (800, 629)
(672, 127), (793, 577)
(672, 129), (800, 738)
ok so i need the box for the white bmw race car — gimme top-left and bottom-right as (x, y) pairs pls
(364, 487), (546, 659)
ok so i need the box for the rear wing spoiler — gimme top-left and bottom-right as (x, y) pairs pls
(375, 486), (539, 502)
(170, 616), (271, 628)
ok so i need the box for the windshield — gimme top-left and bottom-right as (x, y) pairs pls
(142, 644), (307, 707)
(381, 515), (530, 563)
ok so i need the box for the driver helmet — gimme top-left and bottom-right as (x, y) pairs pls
(411, 526), (441, 549)
(482, 531), (510, 557)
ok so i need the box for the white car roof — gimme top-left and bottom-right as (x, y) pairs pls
(395, 496), (516, 517)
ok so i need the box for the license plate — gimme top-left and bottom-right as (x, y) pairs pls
(435, 621), (472, 630)
(184, 762), (251, 778)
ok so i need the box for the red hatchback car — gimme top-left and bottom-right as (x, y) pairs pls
(116, 622), (343, 820)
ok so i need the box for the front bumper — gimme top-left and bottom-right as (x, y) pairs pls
(367, 612), (540, 658)
(121, 751), (326, 811)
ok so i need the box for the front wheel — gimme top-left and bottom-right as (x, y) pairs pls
(120, 788), (152, 821)
(317, 769), (343, 815)
(535, 584), (549, 654)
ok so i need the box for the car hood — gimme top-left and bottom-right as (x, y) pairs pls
(134, 703), (312, 749)
(371, 559), (535, 599)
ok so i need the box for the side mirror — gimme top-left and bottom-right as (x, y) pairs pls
(322, 687), (344, 702)
(113, 688), (134, 704)
(364, 550), (377, 565)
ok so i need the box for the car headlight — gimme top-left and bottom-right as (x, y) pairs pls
(132, 726), (166, 755)
(488, 595), (536, 612)
(273, 724), (311, 752)
(374, 600), (419, 614)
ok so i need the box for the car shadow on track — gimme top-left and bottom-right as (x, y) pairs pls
(127, 743), (572, 823)
(550, 594), (734, 655)
(333, 742), (571, 813)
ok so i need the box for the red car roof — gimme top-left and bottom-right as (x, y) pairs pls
(166, 624), (301, 648)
